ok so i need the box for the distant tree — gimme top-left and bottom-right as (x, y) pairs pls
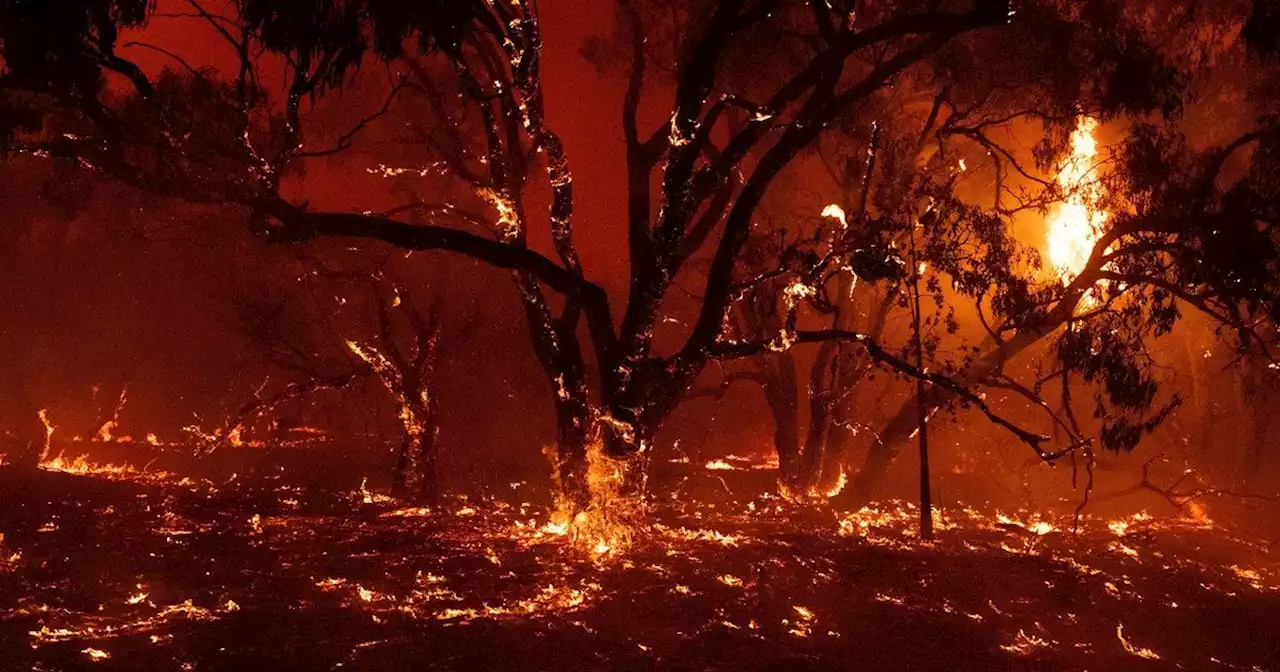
(222, 248), (478, 503)
(685, 1), (1280, 511)
(344, 269), (478, 502)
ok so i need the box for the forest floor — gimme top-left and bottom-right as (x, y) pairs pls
(0, 450), (1278, 671)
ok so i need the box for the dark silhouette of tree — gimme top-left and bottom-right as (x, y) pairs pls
(686, 2), (1280, 507)
(212, 248), (473, 503)
(344, 270), (478, 502)
(3, 0), (1279, 514)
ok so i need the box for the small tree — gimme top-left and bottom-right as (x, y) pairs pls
(345, 271), (476, 502)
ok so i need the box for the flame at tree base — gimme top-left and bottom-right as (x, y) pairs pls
(542, 439), (643, 560)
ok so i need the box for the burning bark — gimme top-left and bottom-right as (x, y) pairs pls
(345, 277), (453, 503)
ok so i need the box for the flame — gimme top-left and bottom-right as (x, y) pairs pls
(1117, 623), (1160, 660)
(357, 478), (394, 505)
(1183, 500), (1214, 527)
(38, 454), (158, 481)
(821, 203), (848, 229)
(823, 469), (849, 498)
(1000, 629), (1051, 655)
(789, 605), (815, 637)
(1027, 521), (1055, 536)
(0, 532), (19, 569)
(95, 388), (128, 442)
(1045, 118), (1108, 294)
(37, 409), (55, 461)
(478, 187), (520, 241)
(541, 437), (639, 560)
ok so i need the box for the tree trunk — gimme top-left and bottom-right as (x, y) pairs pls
(1240, 358), (1274, 491)
(847, 319), (1062, 503)
(818, 419), (853, 492)
(909, 234), (932, 540)
(417, 436), (439, 504)
(554, 393), (594, 512)
(796, 341), (838, 488)
(390, 435), (412, 498)
(416, 383), (441, 503)
(761, 369), (802, 481)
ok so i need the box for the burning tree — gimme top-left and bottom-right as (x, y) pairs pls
(217, 246), (477, 502)
(2, 0), (1278, 523)
(344, 271), (478, 503)
(688, 3), (1280, 512)
(838, 45), (1280, 503)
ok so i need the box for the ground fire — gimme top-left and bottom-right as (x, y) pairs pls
(2, 1), (1280, 670)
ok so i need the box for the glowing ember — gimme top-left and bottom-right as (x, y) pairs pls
(788, 605), (815, 637)
(1027, 521), (1055, 536)
(37, 409), (55, 460)
(1116, 623), (1160, 660)
(1000, 629), (1051, 656)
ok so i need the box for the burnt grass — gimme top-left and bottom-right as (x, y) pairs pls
(1, 462), (1278, 672)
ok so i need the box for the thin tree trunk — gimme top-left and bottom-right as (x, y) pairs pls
(909, 231), (932, 539)
(416, 374), (442, 503)
(761, 356), (802, 481)
(416, 430), (439, 503)
(849, 319), (1063, 503)
(391, 436), (412, 498)
(554, 393), (593, 511)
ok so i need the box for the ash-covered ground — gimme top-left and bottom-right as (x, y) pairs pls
(1, 449), (1277, 672)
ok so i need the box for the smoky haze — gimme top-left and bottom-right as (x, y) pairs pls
(0, 0), (1274, 528)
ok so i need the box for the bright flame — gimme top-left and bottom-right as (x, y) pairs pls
(479, 188), (521, 241)
(823, 469), (849, 498)
(1045, 118), (1108, 292)
(39, 454), (159, 481)
(821, 203), (848, 229)
(541, 436), (639, 561)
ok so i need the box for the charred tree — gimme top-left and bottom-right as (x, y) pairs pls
(5, 0), (1280, 515)
(345, 275), (464, 503)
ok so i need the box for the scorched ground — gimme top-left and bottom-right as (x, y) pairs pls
(1, 452), (1277, 671)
